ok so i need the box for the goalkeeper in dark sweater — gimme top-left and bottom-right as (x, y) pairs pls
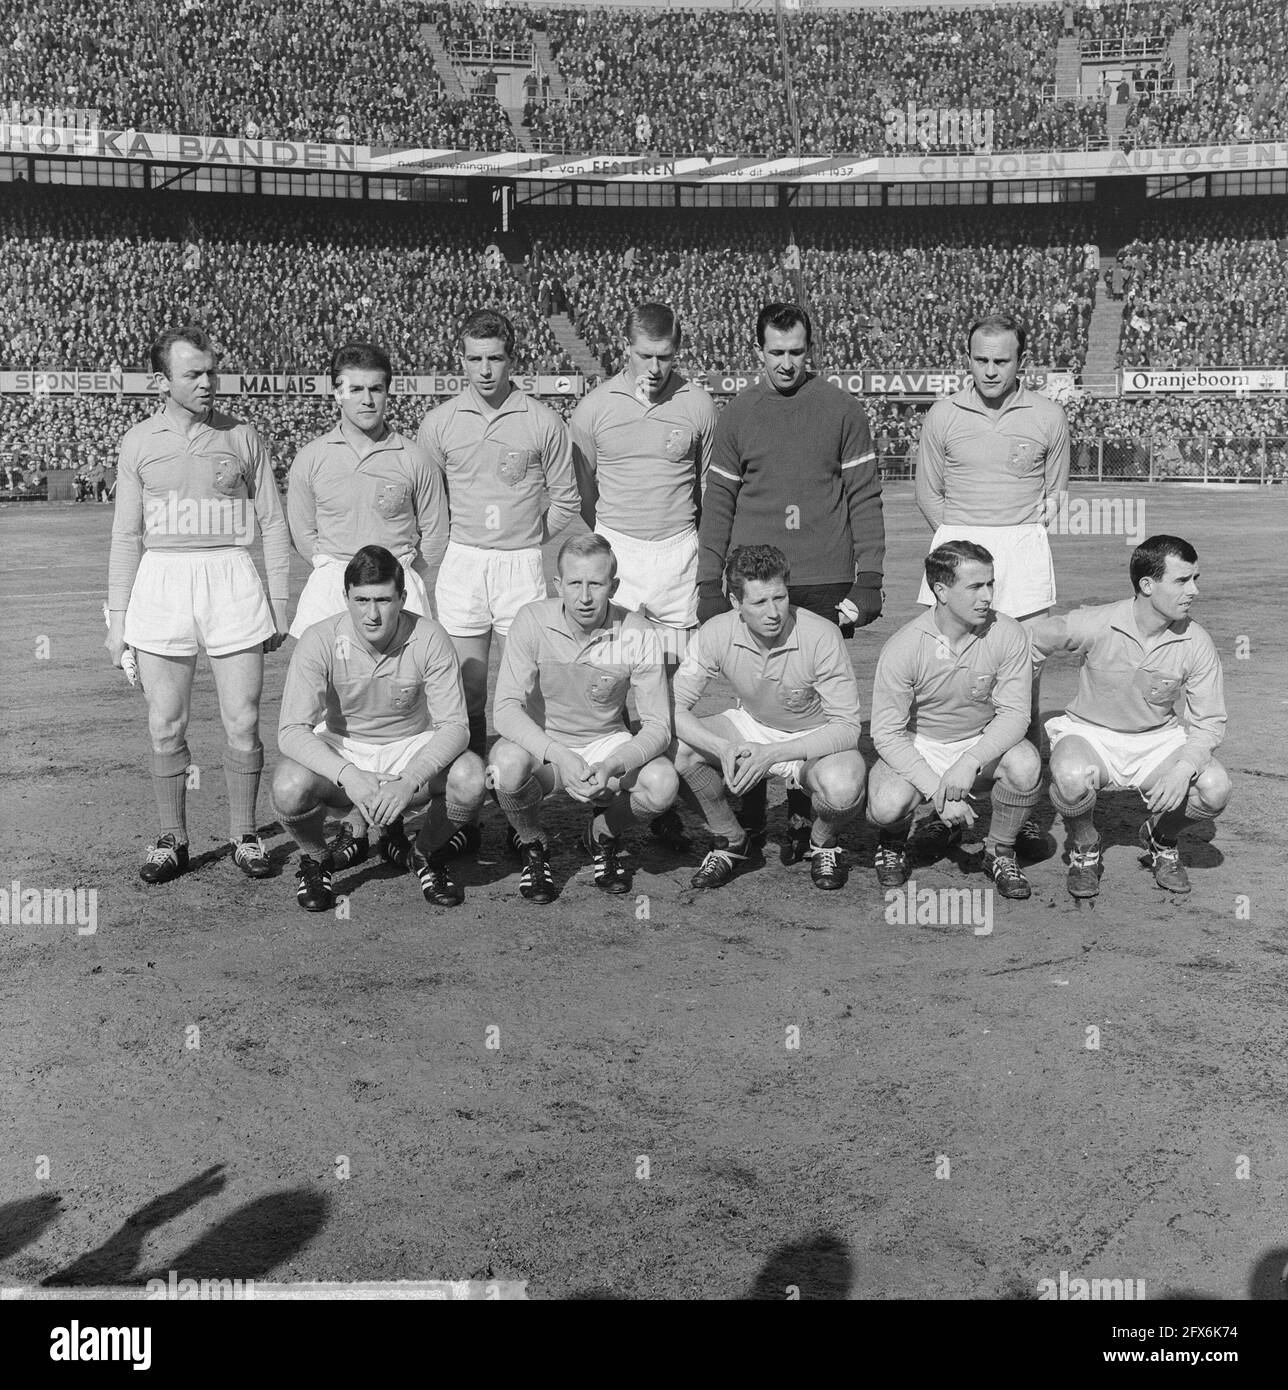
(697, 302), (885, 847)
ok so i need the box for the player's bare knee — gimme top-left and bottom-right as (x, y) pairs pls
(999, 739), (1041, 791)
(1195, 762), (1232, 812)
(811, 755), (865, 809)
(1049, 750), (1094, 799)
(867, 784), (917, 826)
(636, 758), (679, 811)
(488, 740), (533, 791)
(219, 705), (260, 748)
(271, 761), (316, 816)
(447, 752), (487, 806)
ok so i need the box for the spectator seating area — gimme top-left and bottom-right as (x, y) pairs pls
(0, 186), (570, 374)
(1, 0), (513, 147)
(1, 189), (1097, 377)
(529, 2), (1103, 156)
(1116, 200), (1288, 368)
(9, 0), (1284, 156)
(536, 206), (1097, 375)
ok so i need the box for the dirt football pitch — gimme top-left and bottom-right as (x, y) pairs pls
(2, 483), (1285, 1302)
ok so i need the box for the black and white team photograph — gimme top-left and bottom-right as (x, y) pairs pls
(1, 0), (1285, 1363)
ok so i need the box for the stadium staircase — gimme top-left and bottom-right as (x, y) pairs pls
(1084, 256), (1126, 392)
(530, 31), (568, 103)
(547, 314), (603, 379)
(1053, 36), (1083, 99)
(504, 107), (534, 152)
(1105, 100), (1130, 149)
(1167, 28), (1191, 85)
(421, 26), (468, 101)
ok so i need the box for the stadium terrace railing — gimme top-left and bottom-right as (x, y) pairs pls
(447, 40), (536, 66)
(1040, 79), (1194, 103)
(1080, 36), (1171, 62)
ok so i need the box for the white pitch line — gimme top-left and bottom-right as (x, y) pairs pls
(0, 590), (105, 600)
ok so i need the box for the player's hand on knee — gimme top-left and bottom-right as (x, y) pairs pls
(581, 763), (617, 801)
(552, 748), (595, 802)
(368, 775), (416, 826)
(1142, 760), (1192, 815)
(934, 757), (980, 815)
(726, 743), (772, 797)
(938, 796), (977, 829)
(338, 765), (383, 819)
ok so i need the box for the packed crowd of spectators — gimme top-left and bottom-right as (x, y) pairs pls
(1115, 202), (1288, 367)
(7, 0), (1288, 155)
(529, 3), (1105, 156)
(1065, 392), (1288, 478)
(0, 0), (514, 147)
(0, 186), (571, 373)
(1115, 0), (1288, 145)
(531, 207), (1096, 376)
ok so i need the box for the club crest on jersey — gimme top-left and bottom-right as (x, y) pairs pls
(1135, 669), (1183, 706)
(663, 428), (691, 462)
(967, 672), (996, 702)
(497, 449), (531, 486)
(375, 483), (408, 517)
(1007, 439), (1039, 474)
(586, 669), (628, 706)
(210, 455), (246, 494)
(779, 686), (818, 714)
(390, 682), (422, 712)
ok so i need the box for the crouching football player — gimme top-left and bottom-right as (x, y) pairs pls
(868, 541), (1041, 900)
(673, 545), (866, 891)
(489, 533), (678, 903)
(1031, 535), (1231, 899)
(272, 545), (485, 912)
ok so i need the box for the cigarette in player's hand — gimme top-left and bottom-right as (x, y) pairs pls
(104, 601), (139, 687)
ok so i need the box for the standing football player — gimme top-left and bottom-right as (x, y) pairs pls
(417, 309), (580, 847)
(104, 326), (289, 883)
(914, 312), (1069, 861)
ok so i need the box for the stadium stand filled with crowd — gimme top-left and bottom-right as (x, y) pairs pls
(0, 186), (570, 374)
(1, 188), (1097, 376)
(10, 0), (1286, 156)
(1115, 200), (1288, 368)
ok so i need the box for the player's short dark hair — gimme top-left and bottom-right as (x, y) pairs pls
(556, 531), (617, 579)
(756, 303), (811, 348)
(725, 544), (790, 600)
(625, 303), (681, 349)
(925, 540), (995, 593)
(344, 544), (405, 595)
(150, 325), (216, 378)
(1130, 534), (1197, 593)
(330, 341), (392, 389)
(967, 313), (1028, 360)
(459, 308), (515, 357)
